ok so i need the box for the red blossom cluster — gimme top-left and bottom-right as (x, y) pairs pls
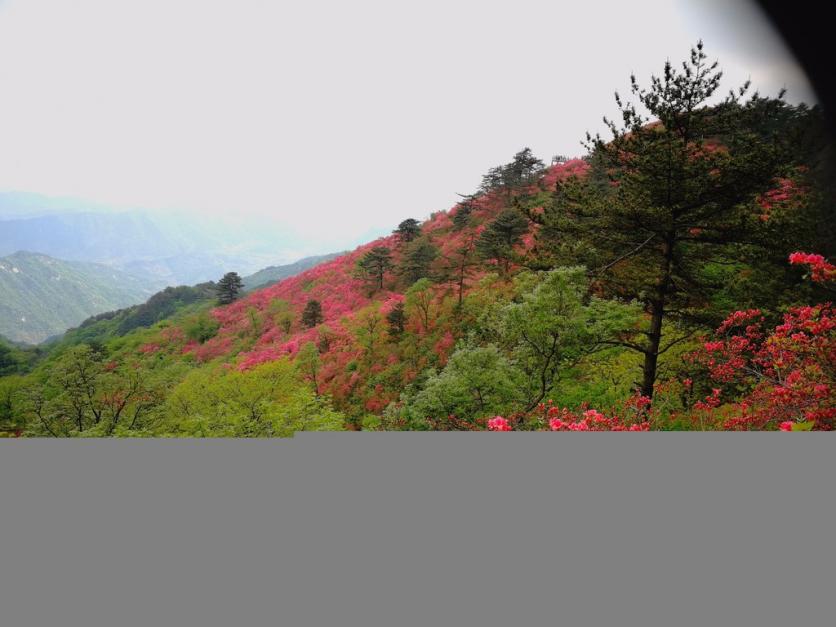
(694, 301), (835, 430)
(540, 159), (590, 189)
(482, 397), (652, 432)
(789, 252), (836, 283)
(756, 177), (801, 221)
(546, 407), (650, 431)
(487, 416), (512, 431)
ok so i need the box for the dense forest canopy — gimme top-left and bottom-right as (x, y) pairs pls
(1, 44), (833, 437)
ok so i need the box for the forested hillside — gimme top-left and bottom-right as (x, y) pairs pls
(0, 251), (160, 344)
(1, 45), (833, 436)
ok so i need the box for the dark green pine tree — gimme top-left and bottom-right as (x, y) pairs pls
(386, 302), (406, 339)
(441, 233), (479, 309)
(540, 41), (797, 399)
(301, 299), (324, 328)
(476, 208), (529, 275)
(394, 218), (421, 243)
(357, 246), (393, 291)
(502, 147), (545, 188)
(216, 272), (244, 305)
(480, 148), (545, 194)
(399, 238), (438, 285)
(452, 194), (476, 230)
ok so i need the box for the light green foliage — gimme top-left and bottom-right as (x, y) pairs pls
(296, 341), (321, 394)
(400, 267), (640, 425)
(20, 344), (163, 437)
(404, 278), (434, 332)
(162, 359), (343, 437)
(496, 267), (641, 409)
(352, 306), (385, 360)
(183, 312), (220, 344)
(247, 307), (262, 336)
(267, 298), (295, 334)
(408, 344), (524, 425)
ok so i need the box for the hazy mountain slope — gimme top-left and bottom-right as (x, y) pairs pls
(0, 252), (161, 344)
(50, 253), (343, 348)
(122, 252), (268, 286)
(242, 252), (345, 290)
(50, 282), (218, 349)
(0, 202), (302, 284)
(0, 211), (186, 264)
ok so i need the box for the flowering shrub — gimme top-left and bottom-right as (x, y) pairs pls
(547, 408), (650, 431)
(487, 416), (512, 431)
(756, 177), (802, 221)
(789, 252), (836, 283)
(693, 302), (834, 430)
(481, 405), (651, 432)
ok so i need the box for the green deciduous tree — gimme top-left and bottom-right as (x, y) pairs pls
(496, 267), (641, 410)
(268, 298), (295, 334)
(184, 312), (220, 343)
(21, 345), (160, 436)
(353, 307), (385, 361)
(296, 341), (322, 395)
(409, 344), (523, 426)
(405, 278), (435, 333)
(163, 360), (343, 437)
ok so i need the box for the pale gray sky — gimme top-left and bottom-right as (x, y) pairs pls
(0, 0), (815, 252)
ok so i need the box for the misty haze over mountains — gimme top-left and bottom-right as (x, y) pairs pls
(0, 191), (359, 343)
(0, 191), (311, 283)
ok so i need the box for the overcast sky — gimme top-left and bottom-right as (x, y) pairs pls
(0, 0), (816, 252)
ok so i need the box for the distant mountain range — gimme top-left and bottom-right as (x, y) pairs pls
(242, 252), (345, 290)
(0, 193), (312, 285)
(0, 192), (345, 343)
(0, 251), (162, 344)
(0, 249), (343, 345)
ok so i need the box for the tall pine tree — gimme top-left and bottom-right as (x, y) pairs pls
(394, 218), (421, 243)
(477, 208), (529, 275)
(301, 299), (324, 328)
(540, 42), (795, 398)
(356, 246), (393, 291)
(216, 272), (244, 305)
